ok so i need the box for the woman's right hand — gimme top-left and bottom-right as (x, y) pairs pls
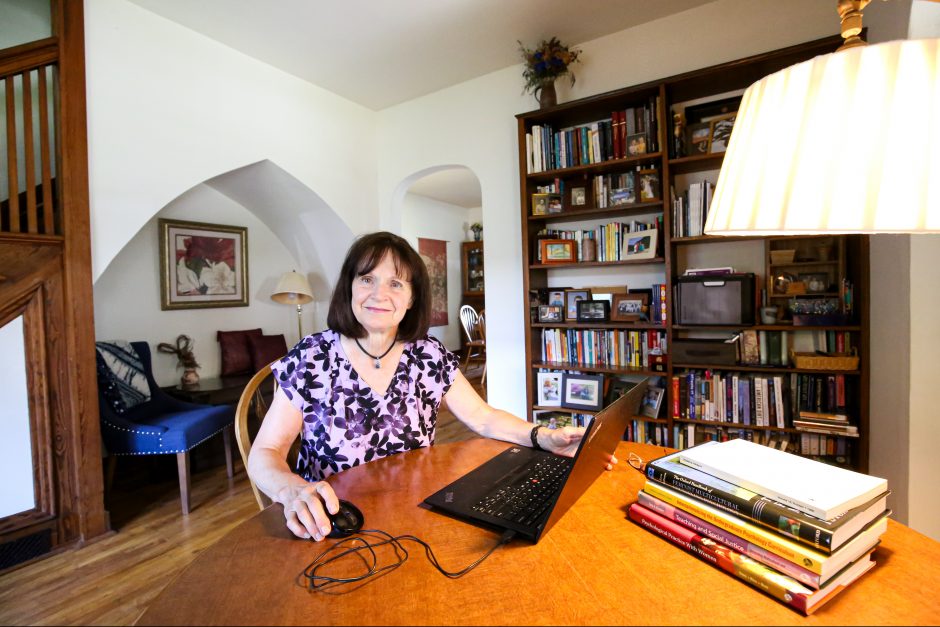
(277, 481), (340, 541)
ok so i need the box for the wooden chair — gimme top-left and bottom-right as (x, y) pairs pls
(458, 304), (486, 382)
(234, 362), (300, 510)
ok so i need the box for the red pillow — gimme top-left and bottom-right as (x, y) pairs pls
(247, 333), (288, 372)
(217, 328), (263, 376)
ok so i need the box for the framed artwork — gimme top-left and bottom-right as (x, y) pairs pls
(611, 293), (649, 322)
(576, 299), (610, 323)
(564, 288), (591, 320)
(641, 386), (666, 418)
(159, 218), (248, 310)
(536, 372), (564, 406)
(571, 187), (587, 206)
(418, 237), (448, 326)
(686, 122), (712, 155)
(561, 373), (605, 411)
(531, 193), (560, 216)
(624, 228), (658, 261)
(538, 305), (564, 323)
(638, 169), (661, 202)
(708, 113), (736, 154)
(540, 239), (577, 264)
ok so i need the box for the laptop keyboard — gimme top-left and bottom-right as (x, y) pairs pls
(470, 455), (572, 526)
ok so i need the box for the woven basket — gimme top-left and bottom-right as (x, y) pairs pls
(791, 351), (859, 371)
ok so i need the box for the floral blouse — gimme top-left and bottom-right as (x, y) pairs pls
(272, 329), (460, 482)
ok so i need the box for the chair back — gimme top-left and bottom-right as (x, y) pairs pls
(476, 309), (486, 343)
(235, 363), (279, 510)
(459, 305), (480, 343)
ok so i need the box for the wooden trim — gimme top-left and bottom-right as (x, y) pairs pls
(0, 38), (57, 79)
(38, 65), (54, 235)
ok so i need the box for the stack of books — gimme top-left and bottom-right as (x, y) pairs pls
(629, 438), (889, 615)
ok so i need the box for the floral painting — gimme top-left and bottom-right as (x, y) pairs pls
(417, 237), (448, 327)
(159, 218), (249, 310)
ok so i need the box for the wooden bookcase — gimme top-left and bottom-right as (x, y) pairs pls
(515, 34), (871, 472)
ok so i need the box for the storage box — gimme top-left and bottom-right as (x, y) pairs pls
(675, 273), (756, 325)
(672, 339), (738, 366)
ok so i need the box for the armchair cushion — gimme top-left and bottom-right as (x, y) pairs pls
(247, 333), (288, 371)
(217, 328), (263, 376)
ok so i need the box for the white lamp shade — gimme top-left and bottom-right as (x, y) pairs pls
(271, 271), (314, 305)
(705, 38), (940, 235)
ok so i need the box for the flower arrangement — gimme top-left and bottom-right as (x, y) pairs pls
(518, 37), (581, 94)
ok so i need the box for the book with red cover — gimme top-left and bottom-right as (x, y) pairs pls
(628, 503), (877, 615)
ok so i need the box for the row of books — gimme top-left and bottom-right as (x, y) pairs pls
(671, 369), (852, 429)
(535, 217), (663, 262)
(671, 180), (714, 238)
(627, 419), (667, 447)
(540, 328), (667, 369)
(525, 97), (661, 173)
(631, 438), (889, 614)
(672, 425), (856, 467)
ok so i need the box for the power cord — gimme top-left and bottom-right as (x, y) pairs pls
(301, 528), (517, 592)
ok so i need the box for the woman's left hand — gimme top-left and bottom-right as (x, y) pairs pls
(540, 426), (618, 470)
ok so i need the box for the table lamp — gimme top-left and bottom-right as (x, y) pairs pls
(271, 270), (314, 339)
(705, 0), (940, 235)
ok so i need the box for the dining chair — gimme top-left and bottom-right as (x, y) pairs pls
(458, 304), (486, 380)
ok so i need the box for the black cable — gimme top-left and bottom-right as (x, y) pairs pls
(301, 528), (516, 592)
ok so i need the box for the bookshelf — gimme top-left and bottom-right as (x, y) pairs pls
(515, 34), (871, 472)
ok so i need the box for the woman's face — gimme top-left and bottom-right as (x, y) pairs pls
(351, 252), (413, 335)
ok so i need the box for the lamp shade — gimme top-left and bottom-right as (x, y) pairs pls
(271, 271), (313, 305)
(705, 38), (940, 235)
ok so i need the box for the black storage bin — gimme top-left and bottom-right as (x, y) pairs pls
(674, 273), (756, 325)
(672, 339), (738, 365)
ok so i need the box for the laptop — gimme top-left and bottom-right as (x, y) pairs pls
(424, 378), (647, 542)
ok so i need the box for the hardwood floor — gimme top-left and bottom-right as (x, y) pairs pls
(0, 370), (484, 626)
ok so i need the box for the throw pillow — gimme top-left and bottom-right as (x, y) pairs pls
(247, 333), (288, 372)
(217, 328), (263, 376)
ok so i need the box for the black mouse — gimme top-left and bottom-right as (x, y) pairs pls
(326, 499), (364, 538)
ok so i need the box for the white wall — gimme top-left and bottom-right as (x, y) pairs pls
(0, 317), (34, 517)
(400, 192), (478, 350)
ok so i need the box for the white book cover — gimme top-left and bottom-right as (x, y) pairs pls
(679, 439), (888, 520)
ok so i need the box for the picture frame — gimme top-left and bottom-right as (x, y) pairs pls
(547, 289), (567, 307)
(536, 372), (564, 406)
(531, 192), (560, 216)
(638, 169), (661, 202)
(641, 386), (666, 418)
(561, 373), (605, 411)
(605, 378), (636, 405)
(686, 122), (712, 155)
(534, 410), (573, 429)
(708, 113), (736, 154)
(158, 218), (248, 310)
(623, 228), (658, 261)
(540, 239), (577, 264)
(626, 133), (647, 156)
(609, 172), (636, 206)
(611, 293), (649, 321)
(684, 95), (742, 125)
(576, 299), (610, 323)
(537, 304), (564, 323)
(564, 288), (591, 320)
(571, 187), (586, 206)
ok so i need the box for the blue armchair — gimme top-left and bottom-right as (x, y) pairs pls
(97, 341), (235, 515)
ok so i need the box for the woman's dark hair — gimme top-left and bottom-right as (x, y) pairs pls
(327, 231), (431, 342)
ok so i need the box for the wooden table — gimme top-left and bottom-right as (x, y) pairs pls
(161, 375), (252, 406)
(135, 439), (940, 626)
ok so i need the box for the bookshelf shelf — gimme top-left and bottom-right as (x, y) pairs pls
(517, 33), (868, 470)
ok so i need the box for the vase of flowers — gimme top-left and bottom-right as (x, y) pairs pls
(157, 334), (201, 388)
(518, 37), (581, 108)
(470, 222), (483, 241)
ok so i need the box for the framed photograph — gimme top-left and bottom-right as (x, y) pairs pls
(571, 187), (587, 206)
(159, 218), (248, 310)
(798, 272), (830, 294)
(612, 293), (649, 322)
(684, 95), (742, 125)
(537, 304), (564, 323)
(531, 192), (560, 216)
(534, 410), (572, 429)
(686, 122), (712, 155)
(623, 228), (658, 261)
(708, 113), (736, 154)
(540, 239), (577, 264)
(576, 299), (610, 323)
(547, 289), (567, 307)
(561, 373), (605, 411)
(536, 372), (564, 406)
(605, 378), (637, 405)
(609, 172), (636, 206)
(626, 133), (647, 156)
(641, 386), (666, 418)
(638, 169), (661, 202)
(565, 289), (591, 320)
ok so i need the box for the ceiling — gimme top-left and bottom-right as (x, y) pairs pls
(125, 0), (716, 207)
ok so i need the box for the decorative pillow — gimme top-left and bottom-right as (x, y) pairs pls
(217, 328), (264, 376)
(247, 333), (288, 372)
(95, 341), (152, 414)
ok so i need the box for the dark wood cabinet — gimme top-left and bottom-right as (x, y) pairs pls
(461, 240), (484, 296)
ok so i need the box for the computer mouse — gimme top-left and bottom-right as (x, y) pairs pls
(326, 499), (364, 538)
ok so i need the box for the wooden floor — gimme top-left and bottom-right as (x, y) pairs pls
(0, 371), (483, 626)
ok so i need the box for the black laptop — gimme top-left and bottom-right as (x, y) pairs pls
(424, 379), (647, 542)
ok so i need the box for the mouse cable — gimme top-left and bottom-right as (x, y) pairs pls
(301, 528), (516, 591)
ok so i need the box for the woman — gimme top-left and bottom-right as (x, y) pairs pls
(248, 232), (600, 541)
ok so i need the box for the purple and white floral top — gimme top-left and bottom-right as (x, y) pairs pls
(272, 329), (460, 482)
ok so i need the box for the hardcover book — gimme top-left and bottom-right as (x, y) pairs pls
(678, 439), (887, 520)
(628, 503), (877, 615)
(645, 450), (888, 553)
